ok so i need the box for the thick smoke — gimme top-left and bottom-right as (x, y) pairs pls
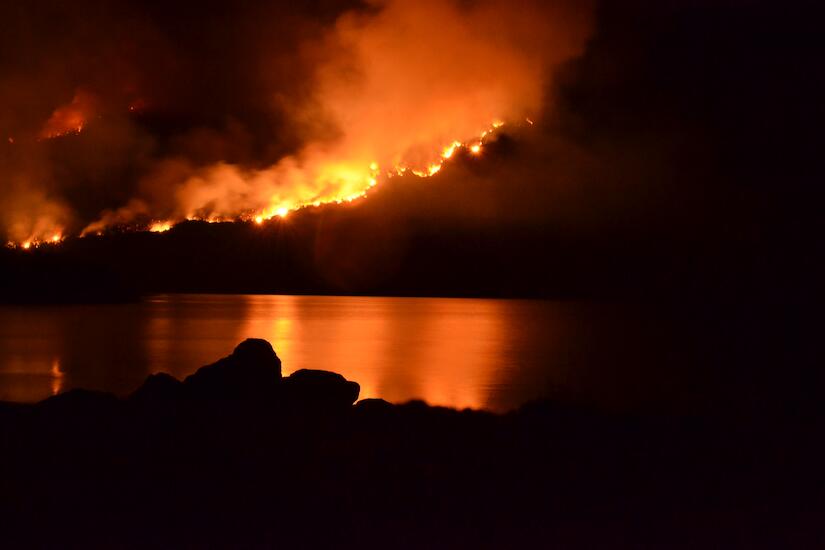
(0, 0), (593, 242)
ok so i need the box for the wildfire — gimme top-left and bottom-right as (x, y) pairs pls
(232, 120), (502, 226)
(254, 208), (287, 224)
(149, 222), (172, 233)
(441, 141), (462, 159)
(7, 232), (63, 250)
(2, 0), (596, 254)
(8, 121), (507, 247)
(39, 90), (95, 140)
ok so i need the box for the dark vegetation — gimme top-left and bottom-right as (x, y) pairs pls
(0, 209), (576, 303)
(0, 190), (806, 304)
(1, 339), (823, 548)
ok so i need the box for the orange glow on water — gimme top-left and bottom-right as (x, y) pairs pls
(233, 295), (512, 410)
(50, 359), (64, 396)
(0, 294), (574, 410)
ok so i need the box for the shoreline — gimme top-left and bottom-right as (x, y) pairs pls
(1, 339), (822, 547)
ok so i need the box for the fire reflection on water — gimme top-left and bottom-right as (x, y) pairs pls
(0, 295), (550, 410)
(50, 358), (64, 396)
(236, 295), (510, 409)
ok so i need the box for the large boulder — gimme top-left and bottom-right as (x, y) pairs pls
(353, 398), (394, 414)
(129, 372), (184, 404)
(352, 398), (396, 427)
(183, 339), (282, 400)
(282, 369), (360, 410)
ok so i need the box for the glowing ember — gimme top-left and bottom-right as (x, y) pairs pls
(276, 207), (289, 218)
(470, 144), (482, 155)
(128, 99), (147, 113)
(255, 216), (264, 225)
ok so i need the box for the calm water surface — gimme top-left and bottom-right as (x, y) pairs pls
(0, 294), (753, 411)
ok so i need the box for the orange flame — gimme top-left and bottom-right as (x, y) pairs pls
(238, 122), (501, 224)
(149, 222), (172, 233)
(9, 232), (64, 250)
(7, 121), (506, 247)
(39, 90), (96, 139)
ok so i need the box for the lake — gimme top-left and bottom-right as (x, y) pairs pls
(0, 294), (793, 411)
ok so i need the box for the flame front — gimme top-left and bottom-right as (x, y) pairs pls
(184, 121), (501, 225)
(149, 222), (172, 233)
(7, 120), (506, 248)
(75, 121), (507, 241)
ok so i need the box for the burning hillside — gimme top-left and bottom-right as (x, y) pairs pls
(0, 0), (593, 247)
(7, 119), (511, 249)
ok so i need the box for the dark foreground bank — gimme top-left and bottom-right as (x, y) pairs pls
(1, 339), (823, 549)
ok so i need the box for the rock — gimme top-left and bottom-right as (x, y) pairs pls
(353, 398), (394, 413)
(352, 398), (396, 427)
(231, 339), (282, 375)
(36, 389), (120, 417)
(183, 338), (282, 400)
(283, 369), (360, 409)
(129, 372), (184, 403)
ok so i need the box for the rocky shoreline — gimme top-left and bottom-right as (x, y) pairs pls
(1, 339), (822, 548)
